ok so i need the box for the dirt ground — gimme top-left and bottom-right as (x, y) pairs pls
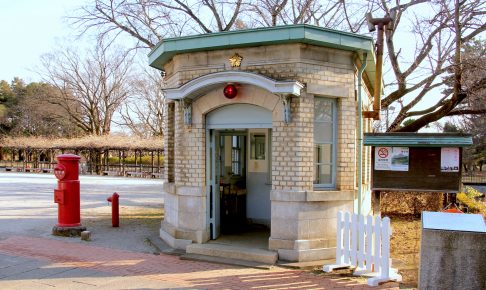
(389, 217), (421, 288)
(80, 206), (166, 253)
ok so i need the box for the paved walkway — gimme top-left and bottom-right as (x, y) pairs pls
(0, 236), (399, 290)
(0, 172), (400, 289)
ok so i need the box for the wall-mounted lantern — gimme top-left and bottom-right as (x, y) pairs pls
(182, 99), (192, 126)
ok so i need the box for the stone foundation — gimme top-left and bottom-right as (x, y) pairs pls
(161, 183), (209, 248)
(269, 189), (354, 261)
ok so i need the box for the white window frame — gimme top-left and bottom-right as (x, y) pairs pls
(314, 97), (337, 189)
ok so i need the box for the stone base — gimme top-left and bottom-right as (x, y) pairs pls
(160, 227), (192, 250)
(277, 247), (335, 262)
(161, 221), (209, 244)
(419, 227), (486, 289)
(52, 225), (87, 237)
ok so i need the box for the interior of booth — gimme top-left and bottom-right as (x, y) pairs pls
(217, 129), (271, 237)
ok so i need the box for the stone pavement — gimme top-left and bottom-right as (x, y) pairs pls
(0, 235), (399, 290)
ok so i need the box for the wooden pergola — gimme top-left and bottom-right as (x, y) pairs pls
(0, 136), (164, 178)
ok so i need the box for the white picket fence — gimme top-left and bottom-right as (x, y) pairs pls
(323, 211), (402, 286)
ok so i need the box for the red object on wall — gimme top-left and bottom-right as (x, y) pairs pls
(223, 84), (238, 99)
(54, 154), (82, 227)
(107, 192), (120, 227)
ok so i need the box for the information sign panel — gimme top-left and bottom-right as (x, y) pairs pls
(375, 147), (409, 171)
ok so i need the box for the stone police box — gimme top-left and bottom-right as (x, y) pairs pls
(149, 25), (378, 262)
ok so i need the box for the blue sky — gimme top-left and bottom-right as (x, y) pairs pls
(0, 0), (88, 82)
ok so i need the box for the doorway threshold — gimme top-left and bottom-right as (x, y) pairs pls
(209, 230), (270, 249)
(185, 242), (277, 265)
(184, 229), (277, 265)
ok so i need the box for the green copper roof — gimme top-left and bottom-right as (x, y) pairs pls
(364, 133), (473, 147)
(148, 24), (376, 86)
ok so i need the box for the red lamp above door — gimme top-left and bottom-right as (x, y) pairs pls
(223, 84), (238, 99)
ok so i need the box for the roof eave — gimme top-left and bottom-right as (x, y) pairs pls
(363, 133), (473, 147)
(148, 24), (376, 81)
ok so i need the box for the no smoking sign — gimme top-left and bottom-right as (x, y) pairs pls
(378, 147), (389, 158)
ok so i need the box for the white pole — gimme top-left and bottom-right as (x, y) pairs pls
(358, 214), (365, 269)
(343, 212), (351, 264)
(381, 217), (391, 278)
(351, 213), (358, 266)
(374, 215), (382, 273)
(336, 211), (343, 264)
(366, 215), (373, 272)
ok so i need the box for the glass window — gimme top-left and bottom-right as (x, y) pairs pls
(250, 133), (265, 160)
(314, 98), (336, 188)
(231, 136), (242, 175)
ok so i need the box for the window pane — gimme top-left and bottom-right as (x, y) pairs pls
(314, 122), (333, 143)
(232, 136), (239, 148)
(251, 134), (265, 160)
(314, 98), (333, 122)
(314, 144), (332, 164)
(313, 97), (335, 187)
(314, 164), (332, 185)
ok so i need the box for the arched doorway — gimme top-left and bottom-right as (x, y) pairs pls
(206, 104), (272, 240)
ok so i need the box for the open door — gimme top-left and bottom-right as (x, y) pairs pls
(208, 129), (221, 239)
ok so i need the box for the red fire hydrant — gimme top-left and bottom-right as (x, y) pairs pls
(107, 192), (119, 227)
(52, 154), (86, 236)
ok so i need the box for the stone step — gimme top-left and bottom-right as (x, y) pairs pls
(181, 253), (274, 270)
(186, 243), (278, 265)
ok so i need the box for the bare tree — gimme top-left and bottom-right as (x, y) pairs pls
(40, 42), (135, 135)
(72, 0), (245, 49)
(118, 67), (165, 137)
(71, 0), (486, 132)
(245, 0), (376, 32)
(379, 0), (486, 132)
(454, 39), (486, 170)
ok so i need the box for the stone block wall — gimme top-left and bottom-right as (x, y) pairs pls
(272, 94), (314, 191)
(269, 190), (354, 261)
(173, 101), (206, 187)
(164, 43), (358, 193)
(164, 102), (175, 182)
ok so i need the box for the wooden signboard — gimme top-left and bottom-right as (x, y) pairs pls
(371, 147), (462, 192)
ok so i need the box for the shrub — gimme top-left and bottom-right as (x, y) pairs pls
(380, 191), (443, 217)
(457, 186), (486, 217)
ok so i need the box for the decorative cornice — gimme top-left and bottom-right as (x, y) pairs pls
(164, 71), (304, 101)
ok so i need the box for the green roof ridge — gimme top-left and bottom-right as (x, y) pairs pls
(148, 24), (373, 58)
(148, 24), (375, 68)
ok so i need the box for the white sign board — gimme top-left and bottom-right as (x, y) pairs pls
(375, 147), (409, 171)
(375, 147), (392, 170)
(441, 147), (460, 172)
